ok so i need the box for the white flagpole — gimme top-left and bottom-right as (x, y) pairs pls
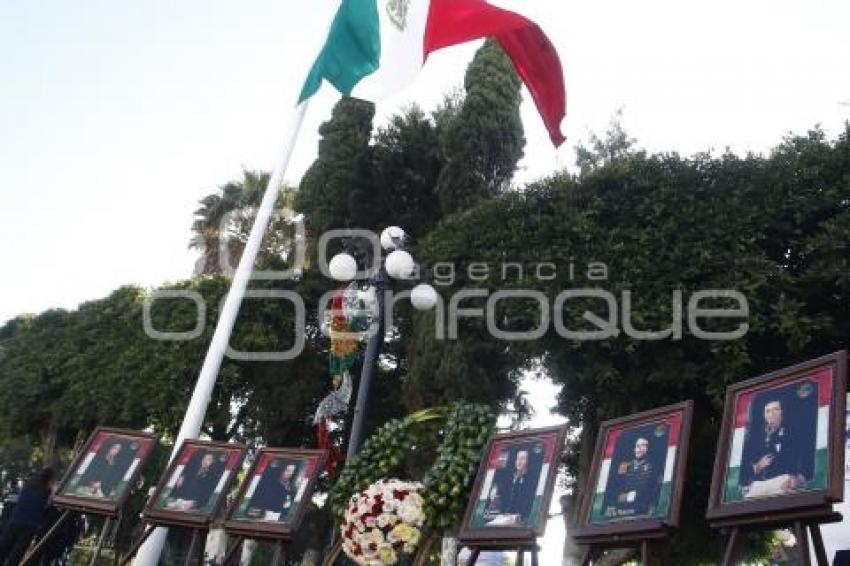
(133, 100), (310, 566)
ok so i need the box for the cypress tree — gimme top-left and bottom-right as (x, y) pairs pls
(435, 39), (526, 216)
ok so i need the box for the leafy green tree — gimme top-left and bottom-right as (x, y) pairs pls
(411, 124), (850, 562)
(435, 39), (525, 215)
(371, 105), (446, 238)
(295, 97), (377, 241)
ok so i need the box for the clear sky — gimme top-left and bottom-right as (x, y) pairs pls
(2, 0), (850, 323)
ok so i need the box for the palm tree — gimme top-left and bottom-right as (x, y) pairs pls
(189, 170), (296, 276)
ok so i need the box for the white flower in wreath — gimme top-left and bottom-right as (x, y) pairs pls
(367, 528), (385, 545)
(397, 501), (423, 525)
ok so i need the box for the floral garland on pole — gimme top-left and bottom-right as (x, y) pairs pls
(314, 284), (367, 473)
(331, 402), (496, 564)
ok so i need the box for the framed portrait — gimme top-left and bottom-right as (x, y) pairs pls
(54, 427), (159, 516)
(707, 351), (847, 523)
(573, 401), (694, 541)
(143, 439), (248, 528)
(223, 448), (327, 540)
(458, 424), (568, 543)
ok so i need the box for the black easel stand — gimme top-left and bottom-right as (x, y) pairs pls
(714, 510), (842, 566)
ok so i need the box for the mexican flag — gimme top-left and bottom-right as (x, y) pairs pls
(299, 0), (567, 146)
(723, 368), (833, 503)
(589, 413), (682, 523)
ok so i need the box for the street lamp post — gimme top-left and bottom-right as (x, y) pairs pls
(329, 226), (437, 462)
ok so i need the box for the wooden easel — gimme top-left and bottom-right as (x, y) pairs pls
(712, 507), (843, 566)
(460, 541), (541, 566)
(19, 510), (72, 566)
(223, 535), (289, 566)
(576, 529), (668, 565)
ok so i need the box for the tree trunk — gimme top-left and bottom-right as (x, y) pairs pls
(40, 421), (59, 467)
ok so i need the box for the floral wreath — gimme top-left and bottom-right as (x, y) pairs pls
(331, 402), (496, 562)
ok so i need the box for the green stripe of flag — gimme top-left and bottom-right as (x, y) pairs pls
(813, 447), (829, 489)
(590, 492), (605, 523)
(298, 0), (381, 103)
(725, 466), (742, 502)
(654, 482), (672, 518)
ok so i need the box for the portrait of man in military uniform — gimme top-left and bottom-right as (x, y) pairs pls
(601, 423), (667, 520)
(739, 381), (817, 499)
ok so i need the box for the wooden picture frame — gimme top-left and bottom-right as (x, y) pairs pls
(54, 427), (159, 517)
(706, 351), (847, 525)
(223, 448), (327, 541)
(457, 424), (568, 544)
(143, 439), (248, 529)
(572, 401), (694, 542)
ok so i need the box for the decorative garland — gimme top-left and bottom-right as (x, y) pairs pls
(330, 402), (496, 535)
(421, 402), (496, 532)
(314, 284), (367, 473)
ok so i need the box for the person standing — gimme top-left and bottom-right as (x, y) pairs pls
(0, 468), (55, 565)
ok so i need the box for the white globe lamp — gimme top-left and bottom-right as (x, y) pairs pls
(385, 250), (415, 279)
(329, 253), (357, 281)
(380, 226), (406, 251)
(410, 284), (439, 310)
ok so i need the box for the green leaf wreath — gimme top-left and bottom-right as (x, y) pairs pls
(330, 401), (496, 534)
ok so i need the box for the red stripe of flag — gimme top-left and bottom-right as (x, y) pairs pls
(423, 0), (566, 146)
(734, 367), (834, 428)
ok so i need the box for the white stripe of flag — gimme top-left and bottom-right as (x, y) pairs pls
(479, 469), (495, 501)
(596, 460), (611, 494)
(663, 446), (677, 483)
(536, 463), (549, 496)
(729, 428), (746, 468)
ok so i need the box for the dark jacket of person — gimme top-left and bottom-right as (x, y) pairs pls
(248, 465), (299, 519)
(8, 486), (50, 528)
(0, 470), (54, 566)
(739, 386), (817, 488)
(496, 469), (537, 521)
(169, 452), (224, 509)
(605, 457), (662, 517)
